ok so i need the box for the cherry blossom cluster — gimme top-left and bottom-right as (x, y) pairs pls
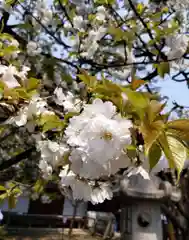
(0, 0), (189, 205)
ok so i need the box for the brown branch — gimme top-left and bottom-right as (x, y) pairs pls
(57, 0), (74, 28)
(127, 0), (167, 61)
(0, 147), (35, 171)
(161, 204), (187, 232)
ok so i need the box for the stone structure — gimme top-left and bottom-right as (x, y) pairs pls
(119, 173), (181, 240)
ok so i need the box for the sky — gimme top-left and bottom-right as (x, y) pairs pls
(8, 1), (189, 112)
(156, 75), (189, 110)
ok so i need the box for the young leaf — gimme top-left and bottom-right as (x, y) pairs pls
(0, 185), (6, 191)
(26, 78), (40, 91)
(157, 62), (170, 78)
(0, 193), (7, 201)
(33, 179), (46, 194)
(167, 136), (187, 176)
(167, 119), (189, 131)
(158, 134), (187, 176)
(64, 112), (80, 122)
(167, 119), (189, 141)
(39, 114), (64, 132)
(77, 70), (97, 88)
(146, 100), (166, 123)
(148, 143), (162, 170)
(140, 120), (164, 154)
(131, 79), (146, 90)
(124, 88), (149, 109)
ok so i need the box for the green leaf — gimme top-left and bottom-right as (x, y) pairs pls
(148, 143), (162, 170)
(77, 70), (97, 88)
(136, 3), (144, 14)
(0, 193), (8, 202)
(5, 0), (16, 5)
(157, 62), (170, 78)
(124, 88), (149, 109)
(146, 100), (166, 123)
(26, 78), (40, 91)
(64, 112), (80, 122)
(124, 145), (137, 159)
(94, 80), (122, 100)
(140, 120), (164, 154)
(167, 136), (187, 176)
(33, 179), (46, 194)
(39, 114), (64, 132)
(103, 79), (122, 94)
(12, 187), (22, 196)
(0, 185), (6, 191)
(158, 134), (187, 176)
(167, 119), (189, 141)
(167, 119), (189, 131)
(15, 88), (29, 99)
(8, 195), (16, 209)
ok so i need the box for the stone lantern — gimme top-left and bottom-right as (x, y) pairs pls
(118, 172), (181, 240)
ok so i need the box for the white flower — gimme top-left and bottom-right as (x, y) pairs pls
(88, 27), (106, 42)
(13, 96), (47, 126)
(96, 6), (106, 21)
(0, 65), (20, 88)
(71, 180), (92, 201)
(37, 140), (69, 169)
(59, 166), (113, 204)
(41, 10), (53, 25)
(41, 194), (52, 204)
(4, 39), (20, 60)
(27, 41), (41, 56)
(81, 27), (106, 58)
(39, 160), (53, 179)
(11, 39), (19, 48)
(31, 192), (39, 201)
(59, 165), (91, 201)
(64, 21), (72, 30)
(111, 68), (131, 80)
(81, 41), (99, 58)
(65, 99), (132, 173)
(166, 34), (188, 59)
(19, 66), (30, 80)
(82, 98), (116, 118)
(54, 87), (81, 112)
(90, 183), (113, 204)
(73, 16), (84, 30)
(14, 108), (28, 126)
(69, 148), (128, 179)
(59, 165), (76, 186)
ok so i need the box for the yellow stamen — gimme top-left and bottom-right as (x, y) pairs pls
(102, 131), (113, 141)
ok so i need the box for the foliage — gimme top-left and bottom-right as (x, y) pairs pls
(0, 0), (188, 206)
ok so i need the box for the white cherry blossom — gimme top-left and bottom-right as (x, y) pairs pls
(96, 6), (106, 21)
(59, 165), (113, 204)
(37, 140), (69, 167)
(73, 16), (84, 30)
(0, 65), (20, 88)
(166, 34), (188, 59)
(41, 194), (52, 204)
(54, 87), (81, 112)
(27, 41), (42, 56)
(39, 160), (53, 179)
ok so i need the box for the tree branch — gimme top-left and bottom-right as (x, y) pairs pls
(0, 147), (35, 171)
